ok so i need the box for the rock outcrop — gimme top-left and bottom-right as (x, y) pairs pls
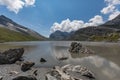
(69, 42), (94, 54)
(21, 61), (35, 72)
(0, 48), (24, 64)
(46, 64), (95, 80)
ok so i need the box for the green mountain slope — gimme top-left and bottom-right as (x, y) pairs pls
(0, 27), (45, 42)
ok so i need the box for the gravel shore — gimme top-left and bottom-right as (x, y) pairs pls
(0, 64), (51, 80)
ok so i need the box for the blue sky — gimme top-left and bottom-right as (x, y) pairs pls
(0, 0), (120, 37)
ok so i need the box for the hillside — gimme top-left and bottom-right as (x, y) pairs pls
(0, 15), (46, 42)
(0, 27), (41, 42)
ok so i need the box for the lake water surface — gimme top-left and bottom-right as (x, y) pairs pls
(0, 41), (120, 80)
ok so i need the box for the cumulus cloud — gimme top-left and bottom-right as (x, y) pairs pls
(101, 5), (115, 14)
(50, 19), (85, 33)
(25, 0), (35, 6)
(101, 0), (120, 20)
(108, 10), (120, 20)
(85, 15), (104, 27)
(50, 15), (104, 33)
(0, 0), (36, 14)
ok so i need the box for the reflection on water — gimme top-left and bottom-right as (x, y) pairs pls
(0, 41), (120, 80)
(70, 56), (120, 80)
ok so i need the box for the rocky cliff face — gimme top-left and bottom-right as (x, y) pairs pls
(0, 15), (46, 41)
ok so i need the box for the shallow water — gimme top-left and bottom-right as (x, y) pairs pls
(0, 41), (120, 80)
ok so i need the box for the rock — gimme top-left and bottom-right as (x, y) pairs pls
(69, 42), (82, 53)
(62, 64), (95, 79)
(69, 42), (94, 54)
(40, 58), (47, 63)
(33, 70), (38, 76)
(0, 48), (24, 64)
(46, 64), (95, 80)
(12, 75), (37, 80)
(21, 61), (35, 72)
(57, 57), (68, 61)
(9, 71), (19, 76)
(0, 76), (3, 80)
(46, 74), (58, 80)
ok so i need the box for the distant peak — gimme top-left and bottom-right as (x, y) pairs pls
(0, 15), (7, 18)
(0, 15), (13, 22)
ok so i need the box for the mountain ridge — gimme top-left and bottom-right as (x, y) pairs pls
(0, 15), (46, 42)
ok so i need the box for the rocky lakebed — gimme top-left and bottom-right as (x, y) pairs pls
(0, 41), (120, 80)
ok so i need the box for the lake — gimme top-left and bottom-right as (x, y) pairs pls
(0, 41), (120, 80)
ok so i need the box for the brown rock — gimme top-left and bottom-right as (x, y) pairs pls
(21, 61), (35, 72)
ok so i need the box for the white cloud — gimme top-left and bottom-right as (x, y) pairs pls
(50, 15), (104, 33)
(101, 0), (120, 20)
(50, 19), (85, 33)
(105, 0), (120, 5)
(25, 0), (35, 6)
(0, 0), (36, 14)
(108, 10), (120, 20)
(86, 15), (104, 26)
(101, 5), (115, 14)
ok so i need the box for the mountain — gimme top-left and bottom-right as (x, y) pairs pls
(49, 14), (120, 41)
(0, 15), (46, 42)
(101, 14), (120, 29)
(49, 30), (74, 40)
(68, 26), (120, 41)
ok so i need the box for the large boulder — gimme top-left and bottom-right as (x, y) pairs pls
(0, 48), (24, 64)
(69, 42), (82, 53)
(69, 42), (94, 54)
(46, 64), (95, 80)
(21, 61), (35, 72)
(12, 75), (37, 80)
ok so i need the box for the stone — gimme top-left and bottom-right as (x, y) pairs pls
(46, 64), (95, 80)
(69, 42), (82, 53)
(40, 58), (47, 63)
(57, 57), (68, 61)
(69, 42), (94, 54)
(9, 71), (19, 76)
(12, 75), (37, 80)
(0, 48), (24, 64)
(0, 76), (3, 80)
(33, 70), (38, 76)
(21, 61), (35, 72)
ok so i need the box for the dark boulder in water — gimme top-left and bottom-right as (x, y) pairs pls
(12, 75), (37, 80)
(69, 42), (82, 53)
(69, 42), (95, 54)
(40, 58), (47, 63)
(0, 48), (24, 64)
(21, 61), (35, 72)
